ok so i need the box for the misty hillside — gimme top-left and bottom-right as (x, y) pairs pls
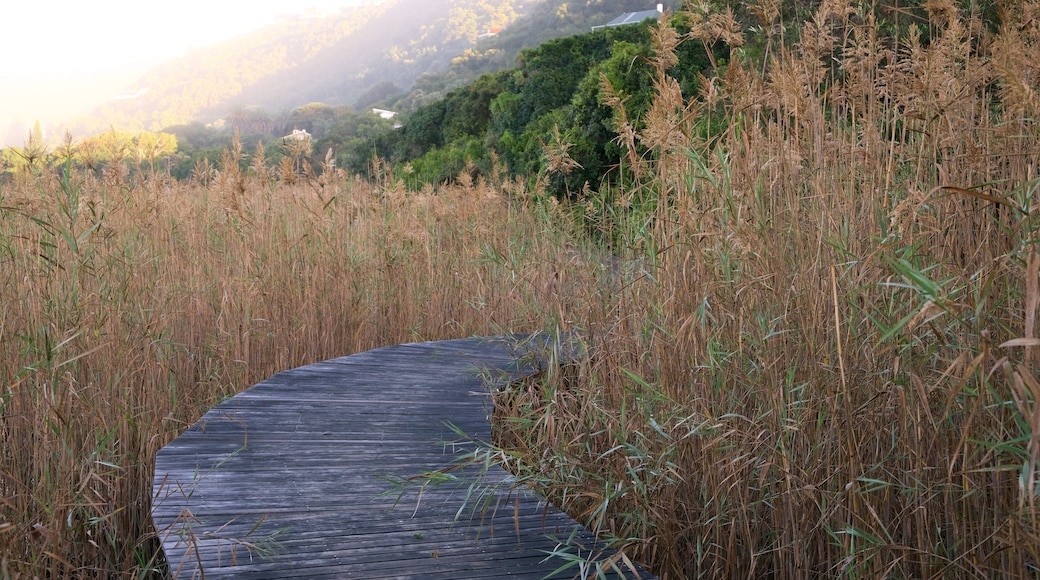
(69, 0), (668, 135)
(69, 0), (535, 133)
(386, 0), (674, 111)
(220, 0), (535, 112)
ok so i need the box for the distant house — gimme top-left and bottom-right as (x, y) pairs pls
(284, 129), (312, 141)
(478, 27), (502, 40)
(592, 3), (664, 30)
(372, 109), (403, 129)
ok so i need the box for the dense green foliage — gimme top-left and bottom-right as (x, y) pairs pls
(3, 7), (714, 192)
(348, 0), (1006, 196)
(365, 16), (719, 195)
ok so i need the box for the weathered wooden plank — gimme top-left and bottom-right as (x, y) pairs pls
(152, 336), (652, 579)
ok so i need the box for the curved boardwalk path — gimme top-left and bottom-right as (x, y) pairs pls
(152, 336), (653, 579)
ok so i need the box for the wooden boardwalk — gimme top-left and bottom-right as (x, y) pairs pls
(152, 336), (654, 579)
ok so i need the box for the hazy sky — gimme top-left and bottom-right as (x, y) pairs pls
(2, 1), (373, 145)
(4, 1), (368, 79)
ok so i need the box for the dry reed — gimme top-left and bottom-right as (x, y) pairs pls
(0, 156), (585, 576)
(4, 2), (1040, 578)
(493, 1), (1040, 578)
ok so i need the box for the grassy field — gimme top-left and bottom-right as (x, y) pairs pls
(3, 1), (1040, 578)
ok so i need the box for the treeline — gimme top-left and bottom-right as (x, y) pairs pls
(396, 0), (680, 111)
(163, 104), (397, 180)
(0, 125), (178, 178)
(0, 105), (395, 182)
(161, 14), (716, 189)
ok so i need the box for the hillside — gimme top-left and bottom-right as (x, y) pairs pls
(343, 10), (716, 197)
(67, 0), (526, 134)
(66, 0), (671, 137)
(220, 0), (536, 112)
(389, 0), (678, 111)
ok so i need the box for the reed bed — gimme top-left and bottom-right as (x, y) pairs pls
(491, 1), (1040, 578)
(3, 1), (1040, 578)
(0, 151), (588, 576)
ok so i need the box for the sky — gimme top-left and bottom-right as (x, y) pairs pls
(3, 1), (369, 79)
(1, 0), (373, 145)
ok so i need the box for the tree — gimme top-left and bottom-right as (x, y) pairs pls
(228, 105), (275, 136)
(354, 81), (402, 109)
(285, 103), (338, 139)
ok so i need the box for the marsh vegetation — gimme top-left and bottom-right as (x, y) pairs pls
(2, 1), (1040, 577)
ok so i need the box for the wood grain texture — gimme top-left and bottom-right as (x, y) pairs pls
(152, 335), (654, 579)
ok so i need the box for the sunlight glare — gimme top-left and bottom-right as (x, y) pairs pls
(2, 1), (360, 79)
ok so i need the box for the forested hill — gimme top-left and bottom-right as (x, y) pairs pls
(68, 0), (665, 136)
(217, 0), (529, 113)
(392, 0), (676, 111)
(352, 13), (719, 198)
(69, 0), (532, 134)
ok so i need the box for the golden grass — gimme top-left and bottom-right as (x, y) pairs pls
(3, 2), (1040, 578)
(492, 1), (1040, 578)
(0, 157), (586, 576)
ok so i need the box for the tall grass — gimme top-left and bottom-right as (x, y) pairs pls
(4, 2), (1040, 578)
(0, 151), (585, 576)
(492, 1), (1040, 577)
